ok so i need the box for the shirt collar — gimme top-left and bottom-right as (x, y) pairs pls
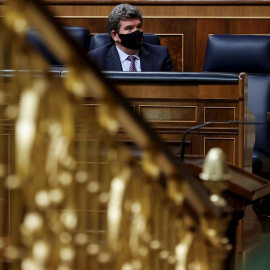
(115, 45), (140, 64)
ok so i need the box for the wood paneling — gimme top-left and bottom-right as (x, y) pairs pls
(57, 18), (107, 33)
(204, 107), (235, 123)
(139, 105), (197, 122)
(99, 77), (245, 167)
(46, 4), (270, 18)
(158, 34), (183, 72)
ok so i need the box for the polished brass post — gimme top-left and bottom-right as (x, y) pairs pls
(200, 148), (233, 270)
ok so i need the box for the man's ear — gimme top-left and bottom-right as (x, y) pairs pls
(111, 30), (119, 42)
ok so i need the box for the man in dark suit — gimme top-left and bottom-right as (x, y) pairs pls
(88, 4), (173, 72)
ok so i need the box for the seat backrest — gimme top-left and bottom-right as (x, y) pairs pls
(27, 26), (90, 66)
(203, 34), (270, 73)
(89, 33), (160, 51)
(64, 26), (90, 50)
(203, 34), (270, 177)
(248, 75), (270, 153)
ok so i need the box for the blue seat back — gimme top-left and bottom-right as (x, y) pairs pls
(64, 26), (90, 50)
(248, 75), (270, 153)
(203, 34), (270, 74)
(203, 34), (270, 177)
(27, 26), (90, 66)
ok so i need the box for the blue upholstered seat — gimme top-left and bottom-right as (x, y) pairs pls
(27, 26), (90, 66)
(203, 35), (270, 74)
(89, 33), (160, 51)
(203, 34), (270, 178)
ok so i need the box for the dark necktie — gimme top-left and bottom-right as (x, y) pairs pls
(127, 55), (137, 72)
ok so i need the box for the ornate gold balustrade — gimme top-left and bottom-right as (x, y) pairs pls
(0, 1), (264, 270)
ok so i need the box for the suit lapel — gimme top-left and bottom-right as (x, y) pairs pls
(140, 45), (152, 71)
(107, 45), (123, 71)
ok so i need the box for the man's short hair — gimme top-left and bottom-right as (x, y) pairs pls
(107, 4), (142, 36)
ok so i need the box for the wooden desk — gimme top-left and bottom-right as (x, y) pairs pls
(74, 71), (250, 168)
(0, 70), (250, 172)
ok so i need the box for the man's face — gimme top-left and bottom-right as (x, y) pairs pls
(118, 18), (142, 35)
(111, 18), (143, 53)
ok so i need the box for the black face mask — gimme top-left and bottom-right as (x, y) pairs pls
(118, 30), (143, 50)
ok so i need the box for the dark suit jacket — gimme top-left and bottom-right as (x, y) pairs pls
(88, 42), (173, 71)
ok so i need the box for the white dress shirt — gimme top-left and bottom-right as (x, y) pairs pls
(116, 46), (141, 71)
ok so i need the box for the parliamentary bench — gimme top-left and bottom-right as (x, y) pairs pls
(61, 70), (250, 168)
(0, 70), (250, 168)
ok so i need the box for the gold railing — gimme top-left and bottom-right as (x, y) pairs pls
(0, 0), (234, 269)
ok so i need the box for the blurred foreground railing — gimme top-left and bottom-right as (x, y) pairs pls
(0, 0), (238, 269)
